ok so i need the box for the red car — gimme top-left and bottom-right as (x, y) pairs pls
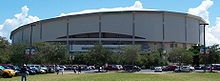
(104, 65), (120, 70)
(162, 65), (177, 71)
(207, 64), (220, 70)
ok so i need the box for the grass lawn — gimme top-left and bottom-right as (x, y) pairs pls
(1, 73), (220, 81)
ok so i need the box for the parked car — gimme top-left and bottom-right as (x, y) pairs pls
(79, 65), (88, 70)
(47, 66), (55, 73)
(154, 67), (162, 72)
(0, 66), (16, 78)
(162, 65), (177, 71)
(26, 67), (36, 75)
(123, 65), (141, 72)
(59, 65), (67, 70)
(116, 65), (123, 70)
(3, 65), (20, 76)
(28, 64), (46, 74)
(71, 65), (78, 70)
(104, 65), (116, 70)
(86, 66), (95, 70)
(174, 66), (195, 72)
(65, 65), (73, 70)
(104, 65), (122, 70)
(194, 65), (202, 70)
(41, 65), (49, 73)
(207, 64), (220, 70)
(28, 65), (38, 73)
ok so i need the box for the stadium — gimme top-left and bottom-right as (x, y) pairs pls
(10, 10), (207, 53)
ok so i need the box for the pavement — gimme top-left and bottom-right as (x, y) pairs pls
(63, 69), (220, 74)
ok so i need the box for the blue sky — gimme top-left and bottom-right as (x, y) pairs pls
(0, 0), (219, 25)
(0, 0), (220, 45)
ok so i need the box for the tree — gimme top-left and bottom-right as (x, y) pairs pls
(157, 48), (164, 58)
(10, 43), (28, 65)
(87, 44), (113, 66)
(168, 48), (193, 65)
(73, 52), (90, 65)
(0, 37), (11, 64)
(9, 42), (69, 65)
(206, 44), (220, 64)
(139, 51), (168, 68)
(121, 45), (140, 65)
(199, 44), (220, 65)
(110, 52), (123, 64)
(189, 46), (202, 66)
(33, 42), (69, 64)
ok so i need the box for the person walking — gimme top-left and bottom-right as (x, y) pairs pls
(73, 66), (76, 74)
(55, 65), (60, 75)
(21, 64), (27, 81)
(61, 67), (64, 75)
(78, 65), (81, 74)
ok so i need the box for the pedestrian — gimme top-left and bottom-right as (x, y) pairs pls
(21, 64), (27, 81)
(97, 65), (101, 72)
(73, 66), (76, 74)
(61, 67), (64, 75)
(78, 65), (81, 74)
(55, 65), (60, 75)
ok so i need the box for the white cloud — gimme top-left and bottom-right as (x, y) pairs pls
(59, 1), (154, 17)
(188, 0), (220, 46)
(205, 17), (220, 46)
(0, 5), (40, 40)
(130, 1), (143, 9)
(188, 0), (213, 23)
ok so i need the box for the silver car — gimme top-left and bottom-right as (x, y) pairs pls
(154, 67), (162, 72)
(174, 66), (195, 72)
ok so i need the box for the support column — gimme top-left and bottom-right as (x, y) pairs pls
(40, 22), (42, 41)
(22, 29), (24, 43)
(199, 24), (201, 46)
(132, 12), (135, 45)
(184, 15), (188, 48)
(98, 14), (102, 44)
(66, 19), (70, 55)
(185, 16), (187, 42)
(162, 12), (165, 41)
(30, 24), (35, 46)
(162, 12), (165, 49)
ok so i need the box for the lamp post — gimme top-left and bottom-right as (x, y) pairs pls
(200, 23), (208, 72)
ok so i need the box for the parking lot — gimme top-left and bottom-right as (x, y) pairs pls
(1, 64), (220, 79)
(63, 69), (220, 74)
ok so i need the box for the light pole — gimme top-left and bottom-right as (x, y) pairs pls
(200, 23), (208, 72)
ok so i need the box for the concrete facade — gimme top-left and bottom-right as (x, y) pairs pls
(10, 10), (207, 52)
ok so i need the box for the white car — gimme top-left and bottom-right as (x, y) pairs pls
(116, 65), (123, 70)
(59, 65), (67, 69)
(40, 69), (46, 73)
(154, 67), (162, 72)
(174, 66), (195, 72)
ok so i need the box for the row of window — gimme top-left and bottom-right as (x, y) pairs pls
(69, 41), (133, 45)
(57, 32), (145, 39)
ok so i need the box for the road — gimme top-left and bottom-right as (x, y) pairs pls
(63, 69), (220, 74)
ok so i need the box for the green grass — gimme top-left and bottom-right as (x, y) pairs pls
(1, 73), (220, 81)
